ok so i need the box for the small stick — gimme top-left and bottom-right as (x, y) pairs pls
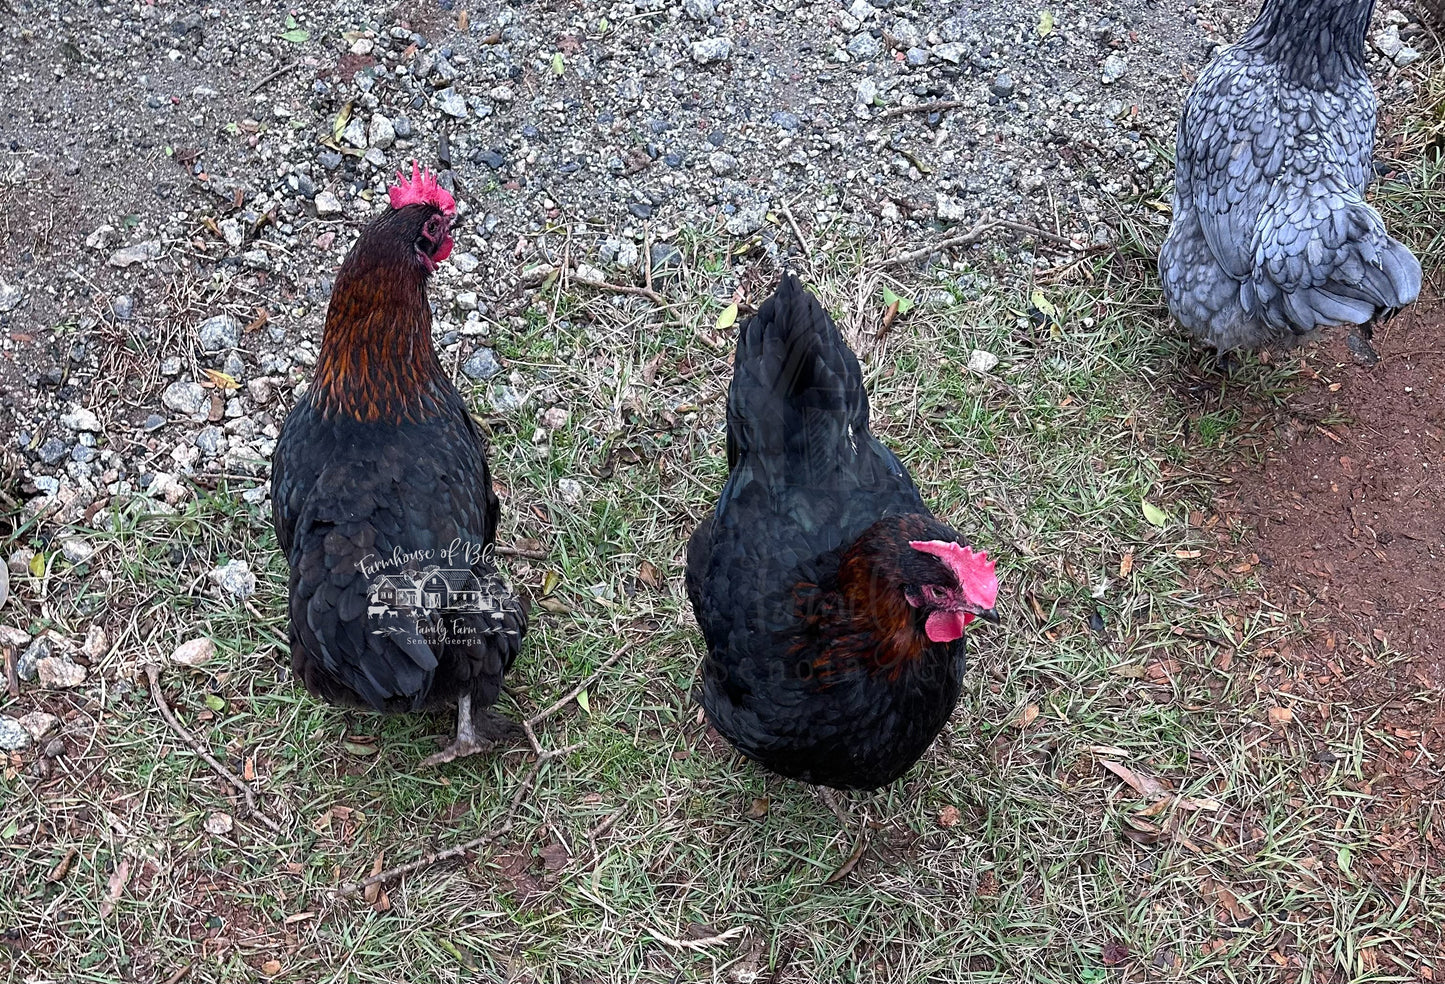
(144, 664), (282, 834)
(779, 204), (813, 258)
(524, 645), (630, 728)
(995, 218), (1084, 250)
(582, 280), (668, 307)
(249, 61), (299, 95)
(876, 99), (968, 121)
(879, 219), (998, 269)
(494, 544), (549, 560)
(334, 740), (583, 896)
(4, 646), (18, 699)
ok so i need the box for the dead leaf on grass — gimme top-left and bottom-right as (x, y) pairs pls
(747, 797), (770, 819)
(1118, 552), (1134, 577)
(824, 832), (868, 884)
(261, 959), (282, 977)
(1100, 759), (1171, 798)
(48, 847), (79, 882)
(1199, 876), (1252, 924)
(539, 842), (569, 874)
(1267, 706), (1294, 726)
(1101, 940), (1129, 965)
(936, 805), (962, 828)
(637, 560), (663, 590)
(363, 852), (388, 910)
(100, 857), (132, 917)
(1012, 704), (1040, 729)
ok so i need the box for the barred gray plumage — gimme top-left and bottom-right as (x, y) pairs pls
(1159, 0), (1421, 352)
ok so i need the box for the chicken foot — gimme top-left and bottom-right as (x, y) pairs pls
(420, 694), (519, 767)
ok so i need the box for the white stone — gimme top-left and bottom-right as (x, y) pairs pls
(170, 637), (215, 668)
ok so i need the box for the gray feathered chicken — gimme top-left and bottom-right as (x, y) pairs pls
(1159, 0), (1421, 353)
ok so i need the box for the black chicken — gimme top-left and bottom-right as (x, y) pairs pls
(272, 164), (526, 765)
(685, 274), (1000, 791)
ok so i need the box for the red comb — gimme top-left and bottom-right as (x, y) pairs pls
(388, 161), (456, 216)
(909, 539), (999, 609)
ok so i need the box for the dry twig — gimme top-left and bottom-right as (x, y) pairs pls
(779, 204), (813, 258)
(249, 61), (300, 95)
(525, 645), (631, 729)
(334, 740), (582, 895)
(494, 543), (550, 560)
(876, 99), (968, 121)
(879, 219), (999, 269)
(144, 663), (282, 834)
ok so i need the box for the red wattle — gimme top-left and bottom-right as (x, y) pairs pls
(925, 610), (966, 643)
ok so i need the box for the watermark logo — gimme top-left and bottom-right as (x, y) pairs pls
(357, 539), (512, 642)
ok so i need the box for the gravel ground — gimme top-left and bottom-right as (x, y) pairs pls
(0, 0), (1434, 603)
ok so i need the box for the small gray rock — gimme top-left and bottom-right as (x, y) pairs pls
(341, 116), (368, 149)
(314, 191), (344, 217)
(690, 37), (734, 64)
(0, 717), (28, 751)
(369, 113), (396, 149)
(108, 240), (163, 268)
(436, 87), (469, 118)
(60, 407), (101, 432)
(209, 559), (256, 600)
(990, 72), (1015, 99)
(18, 635), (50, 681)
(38, 437), (68, 465)
(708, 151), (738, 176)
(905, 47), (930, 67)
(491, 385), (525, 412)
(846, 33), (882, 59)
(650, 242), (684, 276)
(162, 381), (209, 417)
(0, 279), (21, 313)
(219, 218), (244, 247)
(932, 42), (968, 64)
(111, 295), (135, 321)
(936, 193), (971, 222)
(462, 348), (502, 380)
(1101, 54), (1128, 84)
(194, 426), (224, 455)
(683, 0), (715, 19)
(60, 538), (95, 564)
(197, 314), (241, 353)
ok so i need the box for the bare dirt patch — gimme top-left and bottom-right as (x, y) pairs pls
(1217, 298), (1445, 669)
(1199, 297), (1445, 977)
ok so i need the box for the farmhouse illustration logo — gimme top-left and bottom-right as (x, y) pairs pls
(357, 539), (508, 636)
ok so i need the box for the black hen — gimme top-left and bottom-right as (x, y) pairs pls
(272, 165), (526, 766)
(685, 274), (1000, 791)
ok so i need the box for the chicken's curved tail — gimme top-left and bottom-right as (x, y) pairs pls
(1247, 181), (1422, 336)
(724, 273), (870, 481)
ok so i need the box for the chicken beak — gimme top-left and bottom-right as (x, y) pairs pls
(963, 604), (1000, 624)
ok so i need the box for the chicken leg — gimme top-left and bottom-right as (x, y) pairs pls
(420, 694), (517, 767)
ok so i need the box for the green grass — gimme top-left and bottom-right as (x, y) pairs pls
(4, 61), (1445, 984)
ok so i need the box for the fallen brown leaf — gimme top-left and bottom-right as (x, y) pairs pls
(48, 847), (79, 883)
(100, 857), (132, 917)
(1012, 704), (1040, 729)
(1267, 706), (1294, 726)
(1100, 760), (1170, 798)
(937, 805), (962, 828)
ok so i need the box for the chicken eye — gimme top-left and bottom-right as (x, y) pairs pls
(924, 585), (947, 605)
